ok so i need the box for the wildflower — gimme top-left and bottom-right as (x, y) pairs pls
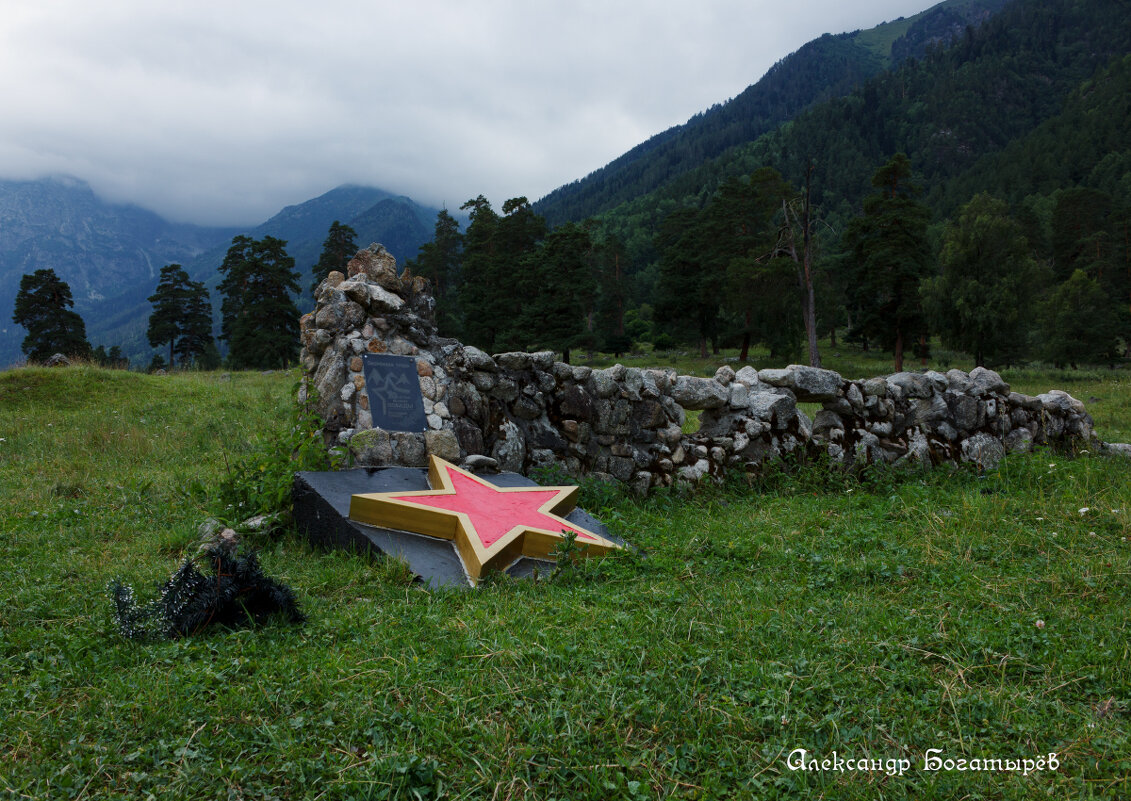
(1079, 507), (1090, 515)
(1035, 620), (1045, 629)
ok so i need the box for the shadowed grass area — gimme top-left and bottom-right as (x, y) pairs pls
(1, 364), (1128, 799)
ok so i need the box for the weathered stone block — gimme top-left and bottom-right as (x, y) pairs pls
(969, 366), (1009, 397)
(671, 376), (728, 409)
(495, 351), (532, 371)
(491, 420), (525, 472)
(350, 428), (393, 465)
(425, 429), (461, 462)
(463, 346), (497, 372)
(591, 369), (619, 399)
(863, 377), (888, 397)
(630, 399), (667, 429)
(714, 365), (735, 386)
(961, 432), (1005, 469)
(887, 372), (933, 399)
(733, 365), (760, 387)
(746, 392), (796, 428)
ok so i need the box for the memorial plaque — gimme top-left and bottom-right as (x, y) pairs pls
(362, 353), (428, 432)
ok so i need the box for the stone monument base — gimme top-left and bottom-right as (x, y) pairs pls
(292, 467), (614, 587)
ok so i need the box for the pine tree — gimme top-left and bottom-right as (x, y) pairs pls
(107, 345), (128, 369)
(219, 235), (301, 369)
(147, 264), (188, 368)
(404, 209), (463, 335)
(12, 268), (91, 362)
(311, 221), (358, 295)
(840, 154), (932, 372)
(593, 233), (632, 356)
(711, 169), (802, 362)
(147, 264), (216, 369)
(456, 196), (501, 350)
(176, 280), (216, 367)
(655, 206), (720, 359)
(517, 222), (596, 363)
(458, 196), (547, 352)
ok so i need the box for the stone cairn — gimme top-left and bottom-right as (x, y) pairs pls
(301, 245), (1117, 493)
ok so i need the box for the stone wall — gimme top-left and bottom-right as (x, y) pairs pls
(300, 245), (1109, 491)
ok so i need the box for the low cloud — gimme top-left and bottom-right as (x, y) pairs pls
(0, 0), (925, 225)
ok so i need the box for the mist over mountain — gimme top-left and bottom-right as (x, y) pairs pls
(0, 180), (438, 367)
(5, 0), (1126, 370)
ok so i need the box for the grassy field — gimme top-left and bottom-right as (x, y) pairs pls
(1, 359), (1129, 799)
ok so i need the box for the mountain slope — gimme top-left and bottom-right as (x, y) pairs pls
(587, 0), (1131, 273)
(533, 0), (1006, 226)
(0, 177), (236, 368)
(95, 186), (441, 364)
(1, 180), (439, 368)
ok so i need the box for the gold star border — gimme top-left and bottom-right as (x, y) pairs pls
(348, 455), (621, 584)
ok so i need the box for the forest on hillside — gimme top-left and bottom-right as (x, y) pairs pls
(405, 0), (1129, 372)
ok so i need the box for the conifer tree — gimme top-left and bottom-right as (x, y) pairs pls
(147, 264), (188, 367)
(176, 280), (216, 367)
(593, 233), (632, 356)
(219, 235), (301, 369)
(655, 206), (719, 359)
(840, 153), (932, 372)
(311, 221), (358, 295)
(405, 209), (463, 335)
(12, 268), (91, 362)
(147, 264), (216, 369)
(458, 196), (547, 352)
(517, 222), (596, 363)
(456, 196), (501, 350)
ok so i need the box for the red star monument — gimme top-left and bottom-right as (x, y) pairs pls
(349, 456), (621, 584)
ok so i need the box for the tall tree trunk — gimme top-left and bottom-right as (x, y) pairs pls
(802, 162), (821, 368)
(739, 311), (751, 362)
(894, 329), (904, 372)
(699, 335), (708, 360)
(615, 253), (625, 336)
(919, 332), (928, 368)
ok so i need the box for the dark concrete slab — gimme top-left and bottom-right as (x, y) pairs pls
(292, 467), (614, 587)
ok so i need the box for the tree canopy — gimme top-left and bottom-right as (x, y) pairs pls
(147, 264), (216, 369)
(219, 236), (301, 370)
(311, 221), (358, 295)
(840, 153), (932, 371)
(12, 268), (91, 363)
(922, 193), (1044, 366)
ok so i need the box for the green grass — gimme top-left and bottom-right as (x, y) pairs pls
(2, 365), (1129, 799)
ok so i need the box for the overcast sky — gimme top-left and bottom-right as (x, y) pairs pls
(0, 0), (931, 226)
